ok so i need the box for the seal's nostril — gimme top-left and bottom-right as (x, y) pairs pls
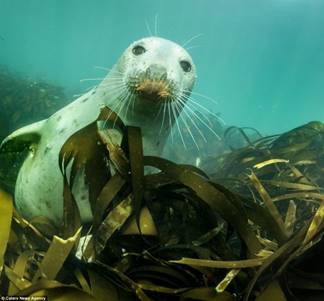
(146, 64), (167, 79)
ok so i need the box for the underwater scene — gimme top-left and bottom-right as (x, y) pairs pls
(1, 0), (324, 300)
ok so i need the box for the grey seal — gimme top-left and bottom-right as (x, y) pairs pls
(1, 37), (196, 226)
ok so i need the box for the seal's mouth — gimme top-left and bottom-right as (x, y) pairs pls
(135, 79), (171, 101)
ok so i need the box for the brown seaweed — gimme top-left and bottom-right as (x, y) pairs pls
(1, 109), (324, 300)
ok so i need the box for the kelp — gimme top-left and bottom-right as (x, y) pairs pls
(207, 121), (324, 186)
(203, 121), (324, 233)
(1, 108), (324, 300)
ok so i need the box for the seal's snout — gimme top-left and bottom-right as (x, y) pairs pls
(136, 78), (171, 101)
(146, 64), (168, 80)
(132, 63), (172, 101)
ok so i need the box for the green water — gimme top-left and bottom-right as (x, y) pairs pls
(0, 0), (323, 135)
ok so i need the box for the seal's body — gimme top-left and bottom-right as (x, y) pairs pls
(1, 37), (196, 225)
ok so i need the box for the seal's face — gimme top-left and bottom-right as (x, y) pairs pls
(97, 37), (198, 155)
(116, 37), (196, 106)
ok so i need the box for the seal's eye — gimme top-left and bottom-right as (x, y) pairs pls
(180, 60), (192, 72)
(132, 45), (146, 56)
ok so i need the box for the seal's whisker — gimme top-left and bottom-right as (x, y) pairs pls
(178, 95), (221, 140)
(113, 88), (131, 128)
(171, 98), (186, 149)
(104, 72), (124, 78)
(117, 98), (130, 123)
(167, 101), (174, 143)
(110, 100), (125, 128)
(128, 94), (137, 118)
(100, 83), (124, 91)
(185, 45), (201, 51)
(100, 78), (126, 90)
(145, 20), (153, 36)
(124, 89), (135, 119)
(98, 79), (125, 87)
(103, 74), (124, 79)
(100, 76), (124, 82)
(93, 65), (110, 71)
(159, 102), (167, 134)
(103, 102), (119, 128)
(131, 94), (136, 113)
(80, 77), (105, 82)
(115, 94), (129, 122)
(108, 81), (127, 96)
(100, 82), (126, 97)
(186, 97), (218, 119)
(183, 89), (219, 105)
(93, 66), (124, 76)
(177, 100), (207, 143)
(180, 96), (213, 123)
(114, 85), (128, 106)
(99, 80), (124, 89)
(175, 96), (207, 143)
(154, 100), (163, 121)
(182, 33), (204, 48)
(107, 70), (124, 76)
(102, 84), (128, 128)
(182, 93), (223, 122)
(105, 87), (124, 99)
(187, 97), (226, 126)
(101, 81), (125, 92)
(103, 72), (124, 78)
(173, 100), (199, 150)
(131, 70), (143, 115)
(154, 14), (159, 37)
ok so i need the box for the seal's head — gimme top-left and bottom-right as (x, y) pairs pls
(123, 37), (196, 103)
(101, 37), (196, 111)
(98, 37), (197, 155)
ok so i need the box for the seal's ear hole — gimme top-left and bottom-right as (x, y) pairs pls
(180, 60), (192, 73)
(132, 45), (146, 56)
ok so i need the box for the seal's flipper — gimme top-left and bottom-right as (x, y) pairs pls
(0, 120), (46, 153)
